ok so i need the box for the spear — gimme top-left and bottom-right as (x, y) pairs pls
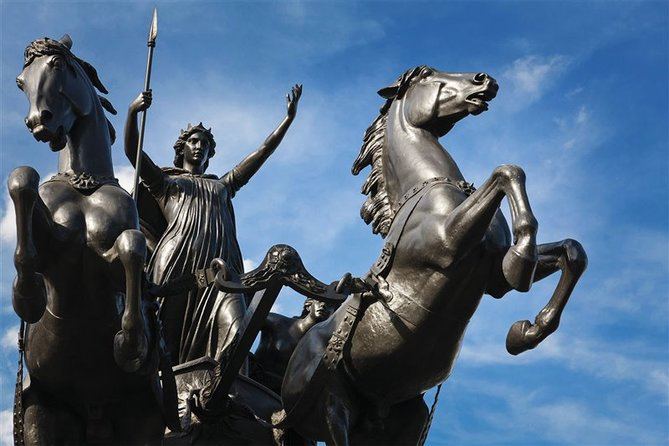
(132, 8), (158, 202)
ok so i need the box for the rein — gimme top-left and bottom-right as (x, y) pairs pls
(13, 321), (25, 446)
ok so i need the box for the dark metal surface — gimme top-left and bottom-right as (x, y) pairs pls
(8, 28), (588, 446)
(278, 66), (588, 445)
(124, 85), (302, 365)
(252, 298), (336, 394)
(11, 36), (174, 444)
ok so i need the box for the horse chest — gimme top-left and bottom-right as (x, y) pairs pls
(41, 183), (137, 254)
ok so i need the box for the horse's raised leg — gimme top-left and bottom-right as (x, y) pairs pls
(104, 229), (149, 372)
(487, 239), (587, 354)
(8, 167), (47, 323)
(444, 164), (538, 291)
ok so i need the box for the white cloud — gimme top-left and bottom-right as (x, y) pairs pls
(434, 378), (663, 445)
(0, 410), (12, 446)
(460, 333), (668, 397)
(115, 165), (135, 193)
(457, 379), (661, 445)
(500, 55), (570, 108)
(0, 193), (15, 246)
(242, 258), (256, 272)
(1, 326), (18, 351)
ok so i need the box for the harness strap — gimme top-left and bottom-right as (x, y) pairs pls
(13, 321), (25, 446)
(274, 293), (364, 428)
(370, 177), (473, 279)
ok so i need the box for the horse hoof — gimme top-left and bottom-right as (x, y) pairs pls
(502, 244), (537, 292)
(506, 320), (533, 355)
(113, 331), (148, 373)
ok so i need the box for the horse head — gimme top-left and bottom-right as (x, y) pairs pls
(16, 35), (116, 152)
(379, 65), (498, 137)
(353, 66), (499, 236)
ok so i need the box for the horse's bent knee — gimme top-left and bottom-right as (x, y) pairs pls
(8, 166), (40, 198)
(115, 230), (146, 265)
(563, 238), (587, 272)
(13, 273), (46, 323)
(494, 164), (526, 183)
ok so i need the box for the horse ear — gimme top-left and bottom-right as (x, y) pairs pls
(59, 34), (73, 49)
(378, 85), (399, 100)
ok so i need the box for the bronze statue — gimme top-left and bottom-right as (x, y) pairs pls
(8, 23), (589, 445)
(124, 85), (302, 366)
(11, 36), (177, 444)
(252, 298), (337, 393)
(275, 66), (588, 445)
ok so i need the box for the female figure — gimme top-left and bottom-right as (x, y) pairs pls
(125, 85), (302, 365)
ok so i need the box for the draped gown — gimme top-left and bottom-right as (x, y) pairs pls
(144, 167), (245, 365)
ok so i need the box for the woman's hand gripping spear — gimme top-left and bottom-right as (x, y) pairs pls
(131, 8), (158, 202)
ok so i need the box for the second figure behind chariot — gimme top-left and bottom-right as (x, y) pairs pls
(124, 85), (302, 366)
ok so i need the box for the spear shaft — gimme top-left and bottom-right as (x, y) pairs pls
(132, 8), (158, 202)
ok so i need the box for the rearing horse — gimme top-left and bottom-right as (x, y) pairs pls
(279, 66), (587, 445)
(11, 35), (175, 444)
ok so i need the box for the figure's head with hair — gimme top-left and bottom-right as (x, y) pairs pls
(173, 122), (217, 172)
(300, 298), (334, 322)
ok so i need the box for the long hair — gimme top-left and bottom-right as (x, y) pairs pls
(351, 66), (428, 237)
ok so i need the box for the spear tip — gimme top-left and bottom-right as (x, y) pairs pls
(148, 8), (158, 45)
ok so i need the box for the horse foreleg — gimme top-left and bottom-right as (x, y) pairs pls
(325, 390), (351, 446)
(488, 239), (587, 355)
(444, 164), (538, 291)
(104, 229), (149, 372)
(8, 167), (47, 323)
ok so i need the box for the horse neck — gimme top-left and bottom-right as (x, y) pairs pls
(383, 102), (464, 204)
(58, 105), (114, 177)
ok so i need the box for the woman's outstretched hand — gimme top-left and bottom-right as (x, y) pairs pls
(286, 84), (302, 119)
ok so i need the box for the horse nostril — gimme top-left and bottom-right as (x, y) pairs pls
(40, 110), (53, 123)
(473, 73), (488, 84)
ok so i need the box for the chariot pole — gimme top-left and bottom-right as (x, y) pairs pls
(132, 8), (158, 202)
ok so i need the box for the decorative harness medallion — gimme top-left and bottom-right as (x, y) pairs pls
(49, 172), (119, 191)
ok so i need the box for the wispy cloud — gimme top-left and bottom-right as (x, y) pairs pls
(460, 335), (668, 397)
(437, 378), (663, 445)
(500, 55), (571, 110)
(242, 258), (256, 272)
(0, 193), (15, 247)
(0, 325), (18, 351)
(0, 410), (12, 446)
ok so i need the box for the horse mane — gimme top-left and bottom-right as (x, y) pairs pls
(24, 36), (118, 143)
(351, 65), (428, 238)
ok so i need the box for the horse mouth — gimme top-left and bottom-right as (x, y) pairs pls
(466, 88), (497, 114)
(32, 124), (66, 151)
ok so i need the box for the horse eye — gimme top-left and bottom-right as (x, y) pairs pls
(421, 68), (433, 78)
(48, 56), (63, 69)
(15, 78), (24, 90)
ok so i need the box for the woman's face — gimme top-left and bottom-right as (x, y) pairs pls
(183, 131), (211, 167)
(309, 300), (330, 321)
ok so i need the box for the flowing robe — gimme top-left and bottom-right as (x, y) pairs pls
(143, 167), (245, 364)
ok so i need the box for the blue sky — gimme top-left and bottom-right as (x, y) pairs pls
(0, 1), (667, 444)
